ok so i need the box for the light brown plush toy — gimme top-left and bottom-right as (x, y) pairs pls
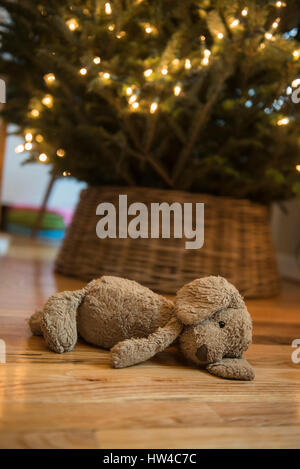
(29, 275), (254, 380)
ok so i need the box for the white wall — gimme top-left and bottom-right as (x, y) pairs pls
(1, 128), (86, 211)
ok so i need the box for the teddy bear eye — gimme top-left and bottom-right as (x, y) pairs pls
(219, 321), (225, 328)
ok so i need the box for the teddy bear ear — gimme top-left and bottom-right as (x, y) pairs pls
(174, 276), (244, 325)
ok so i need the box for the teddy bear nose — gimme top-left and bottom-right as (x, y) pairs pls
(196, 344), (208, 362)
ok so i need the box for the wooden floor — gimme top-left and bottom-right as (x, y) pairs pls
(0, 236), (300, 449)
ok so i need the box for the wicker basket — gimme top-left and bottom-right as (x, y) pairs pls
(55, 186), (280, 297)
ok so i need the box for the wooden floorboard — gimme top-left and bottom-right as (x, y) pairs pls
(0, 237), (299, 449)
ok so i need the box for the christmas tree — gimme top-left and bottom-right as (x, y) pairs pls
(0, 0), (300, 203)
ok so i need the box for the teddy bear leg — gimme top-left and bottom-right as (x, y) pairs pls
(41, 289), (86, 353)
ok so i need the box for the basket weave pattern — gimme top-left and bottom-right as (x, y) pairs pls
(55, 186), (280, 297)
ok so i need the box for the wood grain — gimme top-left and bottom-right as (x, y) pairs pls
(0, 237), (299, 449)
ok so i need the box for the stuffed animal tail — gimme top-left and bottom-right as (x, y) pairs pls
(29, 287), (88, 353)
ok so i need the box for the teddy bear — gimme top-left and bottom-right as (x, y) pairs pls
(29, 275), (254, 380)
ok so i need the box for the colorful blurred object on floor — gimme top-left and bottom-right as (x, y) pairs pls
(3, 205), (73, 241)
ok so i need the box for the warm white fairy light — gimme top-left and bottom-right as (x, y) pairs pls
(277, 117), (290, 126)
(63, 170), (71, 176)
(66, 18), (78, 31)
(116, 31), (126, 39)
(272, 18), (280, 29)
(204, 49), (211, 57)
(126, 87), (133, 96)
(292, 78), (300, 87)
(108, 24), (115, 31)
(129, 95), (137, 104)
(161, 66), (168, 76)
(42, 94), (53, 107)
(230, 19), (240, 28)
(296, 165), (300, 172)
(185, 58), (191, 70)
(15, 144), (25, 154)
(131, 101), (139, 110)
(93, 56), (101, 64)
(202, 57), (209, 66)
(293, 50), (300, 59)
(44, 73), (56, 84)
(103, 72), (111, 80)
(172, 58), (180, 66)
(30, 109), (40, 118)
(276, 1), (286, 7)
(144, 68), (153, 77)
(145, 25), (153, 34)
(105, 2), (112, 14)
(217, 32), (224, 39)
(241, 7), (248, 16)
(265, 32), (273, 40)
(79, 67), (87, 76)
(35, 134), (43, 143)
(25, 142), (32, 151)
(150, 102), (158, 114)
(25, 132), (33, 142)
(38, 153), (48, 162)
(174, 85), (182, 96)
(56, 148), (66, 157)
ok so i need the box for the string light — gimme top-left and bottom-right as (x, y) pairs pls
(265, 32), (273, 40)
(56, 148), (66, 157)
(292, 78), (300, 87)
(272, 18), (280, 29)
(42, 94), (53, 108)
(277, 117), (290, 126)
(105, 2), (112, 14)
(145, 24), (153, 34)
(203, 49), (211, 64)
(296, 165), (300, 172)
(108, 24), (115, 31)
(116, 31), (126, 39)
(79, 67), (87, 75)
(276, 1), (286, 7)
(25, 142), (32, 150)
(15, 144), (25, 154)
(230, 19), (240, 28)
(172, 58), (180, 66)
(161, 66), (168, 76)
(293, 50), (300, 59)
(25, 132), (33, 142)
(241, 7), (248, 16)
(150, 102), (158, 114)
(131, 102), (139, 110)
(35, 134), (43, 143)
(101, 72), (111, 80)
(93, 57), (101, 64)
(66, 18), (78, 31)
(38, 153), (48, 162)
(126, 87), (133, 96)
(202, 57), (209, 66)
(144, 68), (153, 77)
(63, 170), (71, 176)
(174, 85), (182, 96)
(44, 73), (55, 84)
(129, 95), (137, 104)
(217, 32), (224, 39)
(30, 109), (40, 118)
(185, 58), (191, 70)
